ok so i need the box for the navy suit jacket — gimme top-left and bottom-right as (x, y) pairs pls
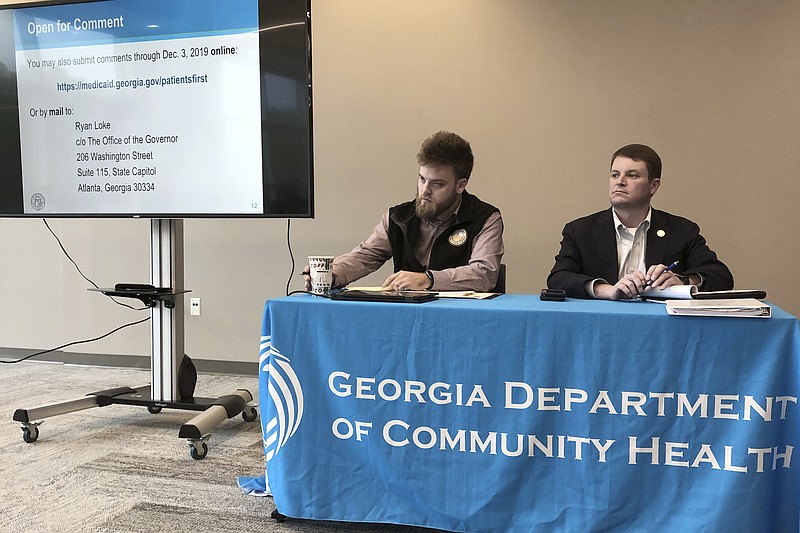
(547, 208), (734, 298)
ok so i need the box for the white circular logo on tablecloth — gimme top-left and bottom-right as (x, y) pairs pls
(259, 336), (304, 462)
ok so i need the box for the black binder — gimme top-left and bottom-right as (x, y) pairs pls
(329, 289), (437, 304)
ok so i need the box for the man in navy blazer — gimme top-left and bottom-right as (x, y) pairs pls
(547, 144), (733, 300)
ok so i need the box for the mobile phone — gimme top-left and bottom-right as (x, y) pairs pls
(540, 288), (566, 301)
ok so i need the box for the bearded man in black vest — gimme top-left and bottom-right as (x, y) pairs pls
(306, 131), (504, 292)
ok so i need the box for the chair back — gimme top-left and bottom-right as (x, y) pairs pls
(491, 264), (506, 294)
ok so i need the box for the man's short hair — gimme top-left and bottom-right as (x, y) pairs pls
(417, 131), (474, 181)
(611, 144), (662, 181)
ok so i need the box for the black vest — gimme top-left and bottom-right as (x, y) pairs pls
(387, 191), (498, 272)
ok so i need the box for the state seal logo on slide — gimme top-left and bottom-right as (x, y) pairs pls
(259, 335), (304, 462)
(31, 193), (45, 210)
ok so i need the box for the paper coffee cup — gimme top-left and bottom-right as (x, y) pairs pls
(308, 256), (334, 294)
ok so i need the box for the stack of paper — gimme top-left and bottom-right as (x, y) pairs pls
(641, 284), (698, 300)
(665, 298), (771, 318)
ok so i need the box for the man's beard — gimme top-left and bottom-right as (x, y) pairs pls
(415, 194), (448, 220)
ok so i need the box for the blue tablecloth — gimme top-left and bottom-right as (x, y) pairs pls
(256, 294), (800, 532)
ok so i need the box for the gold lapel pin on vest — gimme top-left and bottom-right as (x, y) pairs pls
(656, 229), (666, 237)
(448, 229), (467, 246)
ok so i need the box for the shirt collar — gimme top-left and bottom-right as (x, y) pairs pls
(612, 207), (652, 234)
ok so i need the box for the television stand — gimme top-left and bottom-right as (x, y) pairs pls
(12, 219), (257, 460)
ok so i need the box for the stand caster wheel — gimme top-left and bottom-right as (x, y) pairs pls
(147, 406), (162, 414)
(271, 509), (286, 522)
(242, 406), (258, 422)
(189, 442), (208, 460)
(22, 426), (39, 443)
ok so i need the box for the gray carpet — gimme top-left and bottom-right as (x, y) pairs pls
(0, 361), (436, 533)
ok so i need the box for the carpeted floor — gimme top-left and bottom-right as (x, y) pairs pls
(0, 361), (435, 533)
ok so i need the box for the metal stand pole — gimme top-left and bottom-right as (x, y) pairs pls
(150, 219), (185, 402)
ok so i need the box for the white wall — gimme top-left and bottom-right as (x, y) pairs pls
(2, 0), (798, 363)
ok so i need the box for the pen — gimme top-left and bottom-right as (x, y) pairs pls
(644, 261), (679, 289)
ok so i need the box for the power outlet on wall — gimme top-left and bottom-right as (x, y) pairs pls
(190, 298), (201, 316)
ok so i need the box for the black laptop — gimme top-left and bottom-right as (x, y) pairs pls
(329, 289), (437, 304)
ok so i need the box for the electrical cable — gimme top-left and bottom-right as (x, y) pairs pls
(284, 220), (328, 298)
(283, 219), (332, 299)
(0, 220), (154, 364)
(43, 219), (148, 311)
(43, 219), (97, 288)
(285, 218), (296, 296)
(287, 290), (322, 297)
(0, 316), (151, 364)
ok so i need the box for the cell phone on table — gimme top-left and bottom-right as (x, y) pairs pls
(540, 288), (566, 301)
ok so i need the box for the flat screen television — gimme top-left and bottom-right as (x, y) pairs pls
(0, 0), (313, 218)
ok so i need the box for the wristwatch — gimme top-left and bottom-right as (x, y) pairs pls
(424, 270), (434, 290)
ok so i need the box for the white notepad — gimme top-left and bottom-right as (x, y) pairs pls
(641, 284), (698, 300)
(665, 298), (771, 318)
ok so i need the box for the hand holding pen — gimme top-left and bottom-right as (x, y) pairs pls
(643, 261), (680, 291)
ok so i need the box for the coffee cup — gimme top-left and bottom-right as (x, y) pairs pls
(308, 256), (334, 294)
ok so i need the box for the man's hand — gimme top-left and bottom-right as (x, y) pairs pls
(382, 271), (430, 292)
(595, 272), (647, 300)
(644, 264), (684, 290)
(302, 264), (337, 291)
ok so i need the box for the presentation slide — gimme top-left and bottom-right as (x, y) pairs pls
(13, 0), (264, 215)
